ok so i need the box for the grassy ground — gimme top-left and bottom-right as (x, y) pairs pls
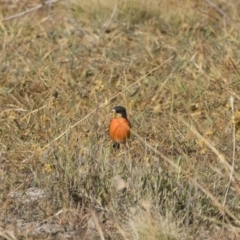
(1, 0), (240, 239)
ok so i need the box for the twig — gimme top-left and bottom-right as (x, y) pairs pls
(102, 1), (118, 34)
(2, 0), (60, 22)
(180, 117), (232, 172)
(0, 231), (17, 240)
(223, 96), (236, 207)
(204, 0), (232, 23)
(191, 179), (240, 226)
(91, 210), (105, 240)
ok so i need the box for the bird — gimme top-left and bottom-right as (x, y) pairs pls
(109, 106), (131, 149)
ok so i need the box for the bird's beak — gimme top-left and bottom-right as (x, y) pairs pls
(111, 109), (116, 118)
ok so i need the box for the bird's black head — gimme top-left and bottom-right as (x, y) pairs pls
(112, 106), (127, 118)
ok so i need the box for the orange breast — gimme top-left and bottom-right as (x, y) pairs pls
(109, 117), (131, 143)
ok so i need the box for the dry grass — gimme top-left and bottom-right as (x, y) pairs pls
(1, 0), (240, 239)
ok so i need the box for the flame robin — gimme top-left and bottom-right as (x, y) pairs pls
(109, 106), (131, 149)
